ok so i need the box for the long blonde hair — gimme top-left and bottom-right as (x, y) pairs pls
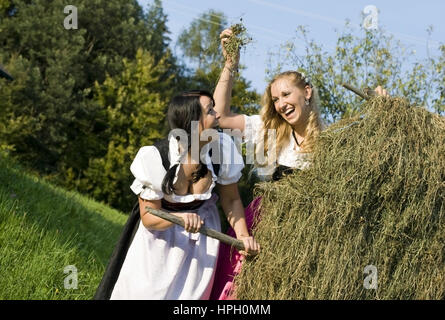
(256, 71), (323, 167)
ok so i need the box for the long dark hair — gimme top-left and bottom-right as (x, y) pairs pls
(162, 90), (215, 195)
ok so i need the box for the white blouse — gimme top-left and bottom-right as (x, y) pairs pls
(112, 133), (243, 300)
(129, 132), (244, 203)
(243, 114), (312, 174)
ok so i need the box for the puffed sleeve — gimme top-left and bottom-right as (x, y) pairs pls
(129, 146), (166, 200)
(216, 133), (245, 185)
(243, 114), (263, 145)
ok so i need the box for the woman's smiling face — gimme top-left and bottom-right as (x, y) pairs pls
(271, 77), (311, 127)
(199, 95), (220, 131)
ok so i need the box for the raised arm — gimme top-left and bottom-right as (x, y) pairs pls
(213, 28), (246, 132)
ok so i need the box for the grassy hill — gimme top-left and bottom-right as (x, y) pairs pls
(0, 156), (128, 299)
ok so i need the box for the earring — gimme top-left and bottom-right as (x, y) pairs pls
(305, 99), (310, 106)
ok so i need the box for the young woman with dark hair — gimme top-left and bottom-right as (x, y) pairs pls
(108, 90), (259, 300)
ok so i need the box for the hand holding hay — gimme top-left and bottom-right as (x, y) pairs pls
(220, 22), (252, 72)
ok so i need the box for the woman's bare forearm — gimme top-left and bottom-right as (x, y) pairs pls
(214, 64), (235, 118)
(223, 197), (250, 238)
(139, 197), (174, 230)
(218, 186), (250, 238)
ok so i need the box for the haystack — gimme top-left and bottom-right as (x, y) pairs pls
(235, 97), (445, 299)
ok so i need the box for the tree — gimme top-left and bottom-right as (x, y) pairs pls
(0, 0), (183, 211)
(176, 10), (260, 114)
(0, 54), (41, 158)
(74, 49), (174, 211)
(145, 0), (172, 62)
(0, 0), (86, 172)
(0, 0), (11, 13)
(266, 24), (445, 121)
(177, 10), (226, 71)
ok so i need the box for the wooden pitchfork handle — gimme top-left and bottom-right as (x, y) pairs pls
(145, 206), (246, 251)
(342, 83), (377, 100)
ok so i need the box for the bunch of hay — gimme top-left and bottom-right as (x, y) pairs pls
(223, 21), (252, 64)
(235, 97), (445, 299)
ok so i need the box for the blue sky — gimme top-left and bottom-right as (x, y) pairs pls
(138, 0), (445, 93)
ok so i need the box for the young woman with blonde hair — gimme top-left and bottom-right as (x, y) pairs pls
(210, 28), (387, 299)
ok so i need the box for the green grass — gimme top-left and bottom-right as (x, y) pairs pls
(0, 156), (127, 299)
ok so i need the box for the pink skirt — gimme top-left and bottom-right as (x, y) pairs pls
(209, 196), (262, 300)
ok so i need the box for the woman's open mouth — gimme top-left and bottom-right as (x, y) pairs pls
(284, 108), (295, 118)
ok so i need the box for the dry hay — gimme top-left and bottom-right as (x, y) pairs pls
(234, 97), (445, 299)
(223, 21), (252, 64)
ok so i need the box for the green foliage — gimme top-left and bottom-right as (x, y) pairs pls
(0, 55), (40, 159)
(0, 0), (11, 13)
(73, 0), (169, 84)
(0, 0), (181, 211)
(66, 49), (174, 211)
(177, 10), (227, 72)
(267, 24), (445, 121)
(177, 10), (260, 113)
(0, 0), (87, 172)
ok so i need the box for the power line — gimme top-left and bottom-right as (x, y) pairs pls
(145, 0), (442, 49)
(163, 0), (295, 44)
(247, 0), (345, 26)
(246, 0), (442, 48)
